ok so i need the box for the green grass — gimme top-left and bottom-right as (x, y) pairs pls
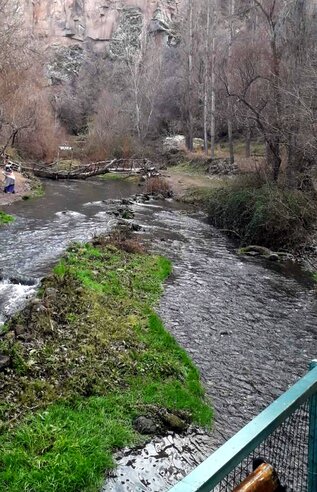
(0, 240), (211, 492)
(0, 211), (14, 225)
(31, 182), (44, 198)
(100, 173), (140, 183)
(22, 181), (44, 201)
(171, 161), (207, 175)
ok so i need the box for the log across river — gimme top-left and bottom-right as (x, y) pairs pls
(0, 179), (316, 490)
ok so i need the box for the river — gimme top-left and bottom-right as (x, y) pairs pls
(1, 179), (317, 491)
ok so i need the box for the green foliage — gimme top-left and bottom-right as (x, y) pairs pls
(0, 240), (211, 492)
(31, 183), (45, 198)
(99, 173), (140, 182)
(206, 177), (317, 250)
(0, 211), (14, 225)
(23, 180), (44, 200)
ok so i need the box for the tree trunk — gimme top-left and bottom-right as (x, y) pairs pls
(210, 35), (216, 159)
(285, 0), (307, 186)
(188, 0), (194, 151)
(203, 0), (211, 155)
(245, 124), (251, 158)
(227, 0), (235, 164)
(228, 117), (234, 163)
(266, 138), (281, 181)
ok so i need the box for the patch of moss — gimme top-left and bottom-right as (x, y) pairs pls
(0, 239), (212, 492)
(0, 211), (14, 225)
(100, 173), (140, 183)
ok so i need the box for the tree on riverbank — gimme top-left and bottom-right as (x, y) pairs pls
(221, 0), (317, 184)
(1, 0), (316, 184)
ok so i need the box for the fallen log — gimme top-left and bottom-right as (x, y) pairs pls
(32, 160), (116, 180)
(29, 158), (158, 180)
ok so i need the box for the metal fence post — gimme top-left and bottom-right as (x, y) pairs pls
(308, 360), (317, 492)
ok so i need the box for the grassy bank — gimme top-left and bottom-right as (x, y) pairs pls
(22, 180), (44, 201)
(183, 176), (317, 251)
(0, 235), (211, 492)
(100, 173), (140, 183)
(0, 211), (14, 225)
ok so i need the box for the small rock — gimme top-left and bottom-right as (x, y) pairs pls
(45, 288), (58, 301)
(36, 304), (47, 313)
(161, 412), (188, 432)
(15, 325), (25, 336)
(267, 253), (279, 261)
(134, 416), (158, 435)
(31, 298), (41, 306)
(0, 355), (10, 371)
(130, 223), (142, 232)
(121, 199), (132, 205)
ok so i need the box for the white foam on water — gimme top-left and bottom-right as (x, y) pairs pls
(133, 202), (164, 209)
(83, 201), (105, 207)
(0, 279), (38, 322)
(55, 211), (86, 219)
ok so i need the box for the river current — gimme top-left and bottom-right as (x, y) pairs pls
(1, 179), (316, 491)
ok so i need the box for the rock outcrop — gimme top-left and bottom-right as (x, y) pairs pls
(23, 0), (179, 47)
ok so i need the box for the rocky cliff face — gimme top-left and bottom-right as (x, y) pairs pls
(23, 0), (179, 46)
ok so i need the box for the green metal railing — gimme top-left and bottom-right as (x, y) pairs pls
(169, 360), (317, 492)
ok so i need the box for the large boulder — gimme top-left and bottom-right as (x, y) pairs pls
(193, 138), (204, 151)
(163, 135), (186, 152)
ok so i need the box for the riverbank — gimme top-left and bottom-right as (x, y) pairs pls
(0, 172), (34, 206)
(163, 164), (317, 257)
(0, 231), (211, 492)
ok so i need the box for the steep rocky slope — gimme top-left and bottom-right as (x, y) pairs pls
(23, 0), (179, 46)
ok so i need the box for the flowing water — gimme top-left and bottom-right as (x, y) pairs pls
(1, 180), (317, 490)
(0, 179), (137, 323)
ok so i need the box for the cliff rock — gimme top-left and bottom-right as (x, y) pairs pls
(23, 0), (178, 45)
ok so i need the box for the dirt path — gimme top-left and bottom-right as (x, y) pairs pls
(162, 170), (225, 198)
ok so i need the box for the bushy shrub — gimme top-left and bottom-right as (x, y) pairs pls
(145, 177), (172, 195)
(207, 176), (317, 250)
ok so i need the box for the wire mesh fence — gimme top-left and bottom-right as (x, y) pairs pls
(169, 364), (317, 492)
(213, 400), (310, 491)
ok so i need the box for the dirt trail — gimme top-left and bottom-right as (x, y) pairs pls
(162, 170), (224, 198)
